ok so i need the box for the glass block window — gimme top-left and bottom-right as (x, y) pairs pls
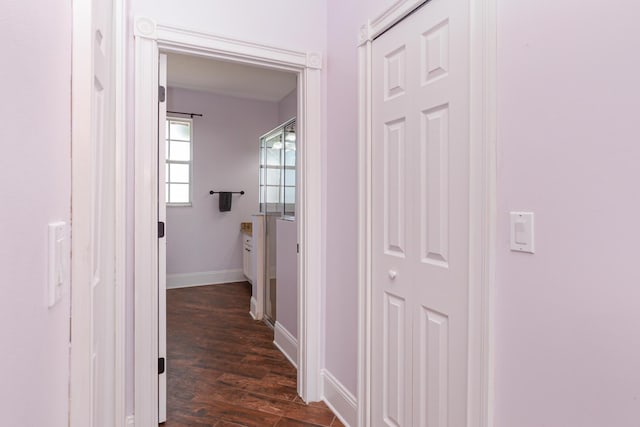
(259, 119), (296, 216)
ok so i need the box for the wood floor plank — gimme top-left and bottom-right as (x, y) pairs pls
(274, 417), (326, 427)
(215, 421), (249, 427)
(165, 282), (338, 427)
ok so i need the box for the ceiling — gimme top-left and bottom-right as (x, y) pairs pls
(167, 53), (297, 102)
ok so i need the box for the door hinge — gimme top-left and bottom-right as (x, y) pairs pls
(159, 85), (166, 103)
(297, 243), (299, 253)
(158, 221), (165, 238)
(158, 357), (165, 375)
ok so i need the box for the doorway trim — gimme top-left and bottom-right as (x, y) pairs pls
(69, 0), (127, 424)
(133, 18), (324, 425)
(357, 0), (497, 426)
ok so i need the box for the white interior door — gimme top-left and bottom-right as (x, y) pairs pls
(158, 53), (168, 423)
(371, 0), (470, 425)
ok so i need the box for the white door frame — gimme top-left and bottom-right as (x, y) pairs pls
(70, 0), (127, 424)
(133, 17), (324, 425)
(357, 0), (497, 426)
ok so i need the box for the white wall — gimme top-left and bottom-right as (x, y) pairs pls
(494, 1), (640, 426)
(166, 87), (278, 277)
(0, 0), (71, 425)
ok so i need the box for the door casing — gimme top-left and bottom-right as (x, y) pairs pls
(357, 0), (497, 425)
(133, 18), (324, 426)
(70, 0), (127, 424)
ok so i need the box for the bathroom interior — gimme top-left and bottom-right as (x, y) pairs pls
(163, 51), (300, 372)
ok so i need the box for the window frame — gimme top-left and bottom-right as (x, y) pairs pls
(165, 116), (193, 207)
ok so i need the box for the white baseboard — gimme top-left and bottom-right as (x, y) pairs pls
(250, 297), (257, 320)
(322, 369), (357, 427)
(274, 321), (298, 368)
(125, 415), (135, 427)
(167, 269), (245, 289)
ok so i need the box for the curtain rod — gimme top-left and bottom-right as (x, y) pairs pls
(167, 110), (203, 118)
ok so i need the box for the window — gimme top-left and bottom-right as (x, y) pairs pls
(165, 117), (192, 205)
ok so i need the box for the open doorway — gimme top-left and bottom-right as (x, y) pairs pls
(133, 23), (324, 425)
(160, 52), (297, 321)
(158, 52), (331, 426)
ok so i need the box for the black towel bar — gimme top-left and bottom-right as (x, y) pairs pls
(209, 191), (245, 195)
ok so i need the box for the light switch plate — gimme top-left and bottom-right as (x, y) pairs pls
(48, 221), (69, 307)
(510, 212), (535, 253)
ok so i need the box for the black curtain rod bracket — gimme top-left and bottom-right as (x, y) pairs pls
(168, 110), (204, 118)
(209, 190), (245, 195)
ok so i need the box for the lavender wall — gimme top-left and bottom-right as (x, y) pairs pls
(324, 0), (371, 396)
(130, 2), (640, 424)
(276, 218), (298, 337)
(494, 2), (640, 426)
(165, 87), (278, 276)
(0, 0), (71, 425)
(126, 1), (640, 423)
(278, 89), (297, 124)
(132, 0), (326, 54)
(324, 0), (397, 398)
(325, 0), (640, 422)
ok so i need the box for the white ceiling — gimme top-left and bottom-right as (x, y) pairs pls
(167, 53), (297, 102)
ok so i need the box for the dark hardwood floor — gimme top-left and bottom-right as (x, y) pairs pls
(165, 282), (345, 427)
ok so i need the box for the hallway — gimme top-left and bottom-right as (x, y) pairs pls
(165, 283), (344, 427)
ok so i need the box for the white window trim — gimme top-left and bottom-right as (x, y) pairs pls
(165, 116), (193, 207)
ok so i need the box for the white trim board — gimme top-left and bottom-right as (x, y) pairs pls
(357, 0), (497, 426)
(70, 0), (128, 425)
(113, 0), (128, 423)
(167, 269), (245, 288)
(274, 321), (298, 368)
(250, 296), (258, 320)
(134, 18), (324, 426)
(321, 369), (357, 427)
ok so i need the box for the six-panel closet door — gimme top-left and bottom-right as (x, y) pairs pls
(370, 0), (472, 425)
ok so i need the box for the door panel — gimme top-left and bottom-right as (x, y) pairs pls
(382, 293), (408, 427)
(371, 0), (470, 425)
(417, 307), (449, 427)
(420, 104), (449, 267)
(384, 118), (407, 257)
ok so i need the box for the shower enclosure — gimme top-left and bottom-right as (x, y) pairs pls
(259, 118), (296, 324)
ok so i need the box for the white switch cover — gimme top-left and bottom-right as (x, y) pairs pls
(48, 221), (69, 308)
(510, 212), (534, 253)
